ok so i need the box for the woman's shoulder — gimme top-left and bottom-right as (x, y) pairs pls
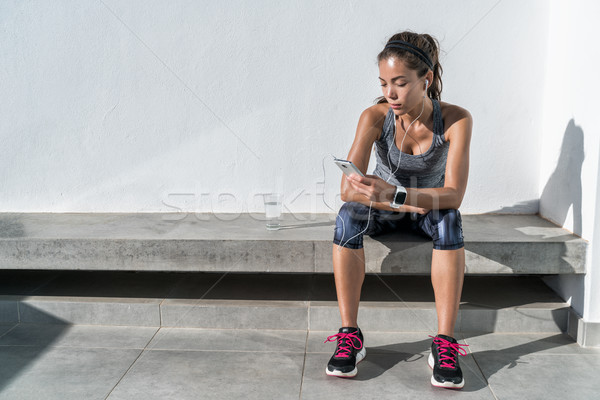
(359, 103), (390, 130)
(438, 100), (472, 125)
(361, 102), (390, 120)
(438, 100), (473, 142)
(354, 103), (390, 143)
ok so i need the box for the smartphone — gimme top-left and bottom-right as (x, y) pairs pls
(333, 158), (365, 177)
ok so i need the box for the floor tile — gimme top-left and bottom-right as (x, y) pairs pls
(147, 327), (307, 352)
(309, 301), (438, 332)
(0, 346), (141, 400)
(463, 332), (600, 355)
(0, 324), (158, 349)
(459, 306), (568, 333)
(0, 325), (16, 338)
(19, 297), (161, 326)
(475, 353), (598, 400)
(160, 299), (308, 329)
(0, 300), (18, 324)
(107, 350), (304, 400)
(301, 352), (494, 399)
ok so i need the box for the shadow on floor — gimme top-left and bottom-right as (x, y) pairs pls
(0, 271), (71, 393)
(356, 331), (574, 392)
(0, 313), (70, 393)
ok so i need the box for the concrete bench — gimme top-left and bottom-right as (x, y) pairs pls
(0, 213), (587, 274)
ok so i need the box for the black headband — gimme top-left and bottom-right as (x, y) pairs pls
(384, 40), (434, 70)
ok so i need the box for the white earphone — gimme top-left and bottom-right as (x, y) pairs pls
(424, 79), (429, 97)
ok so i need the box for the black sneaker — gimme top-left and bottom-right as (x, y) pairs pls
(324, 327), (366, 378)
(428, 334), (469, 389)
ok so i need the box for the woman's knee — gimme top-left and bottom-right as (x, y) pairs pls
(430, 209), (464, 250)
(333, 202), (371, 249)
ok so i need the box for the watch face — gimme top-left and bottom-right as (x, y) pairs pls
(394, 190), (407, 205)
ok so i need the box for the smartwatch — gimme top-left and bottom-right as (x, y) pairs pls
(389, 185), (407, 209)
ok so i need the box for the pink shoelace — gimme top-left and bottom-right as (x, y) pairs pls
(429, 335), (469, 369)
(324, 331), (363, 358)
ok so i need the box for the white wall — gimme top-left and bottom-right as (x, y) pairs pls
(539, 0), (600, 323)
(0, 0), (550, 214)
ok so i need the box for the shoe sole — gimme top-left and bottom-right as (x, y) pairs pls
(428, 352), (465, 389)
(325, 347), (367, 378)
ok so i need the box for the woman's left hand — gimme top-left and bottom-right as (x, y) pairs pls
(346, 174), (396, 203)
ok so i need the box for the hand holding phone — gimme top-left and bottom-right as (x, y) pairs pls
(333, 158), (365, 177)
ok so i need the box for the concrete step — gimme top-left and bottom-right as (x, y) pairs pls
(0, 271), (571, 334)
(0, 213), (587, 274)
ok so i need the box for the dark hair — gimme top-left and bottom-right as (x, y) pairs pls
(375, 31), (443, 103)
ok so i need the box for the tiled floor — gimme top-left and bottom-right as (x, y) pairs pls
(0, 270), (595, 398)
(0, 324), (598, 400)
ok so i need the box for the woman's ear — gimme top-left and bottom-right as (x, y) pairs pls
(426, 71), (434, 87)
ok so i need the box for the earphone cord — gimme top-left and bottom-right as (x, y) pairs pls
(386, 95), (425, 184)
(324, 93), (426, 251)
(322, 154), (370, 251)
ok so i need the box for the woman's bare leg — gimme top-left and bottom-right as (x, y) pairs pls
(431, 248), (465, 337)
(332, 244), (366, 328)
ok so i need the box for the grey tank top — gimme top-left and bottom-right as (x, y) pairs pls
(373, 99), (448, 188)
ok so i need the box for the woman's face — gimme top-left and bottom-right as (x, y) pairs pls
(378, 57), (427, 114)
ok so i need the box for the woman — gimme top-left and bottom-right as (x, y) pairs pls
(324, 31), (472, 389)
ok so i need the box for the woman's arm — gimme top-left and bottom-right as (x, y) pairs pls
(346, 106), (472, 210)
(340, 106), (382, 202)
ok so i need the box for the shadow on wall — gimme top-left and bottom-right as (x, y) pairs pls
(540, 119), (584, 236)
(487, 119), (584, 216)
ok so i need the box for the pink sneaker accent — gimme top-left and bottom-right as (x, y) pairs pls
(324, 331), (363, 358)
(429, 335), (468, 368)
